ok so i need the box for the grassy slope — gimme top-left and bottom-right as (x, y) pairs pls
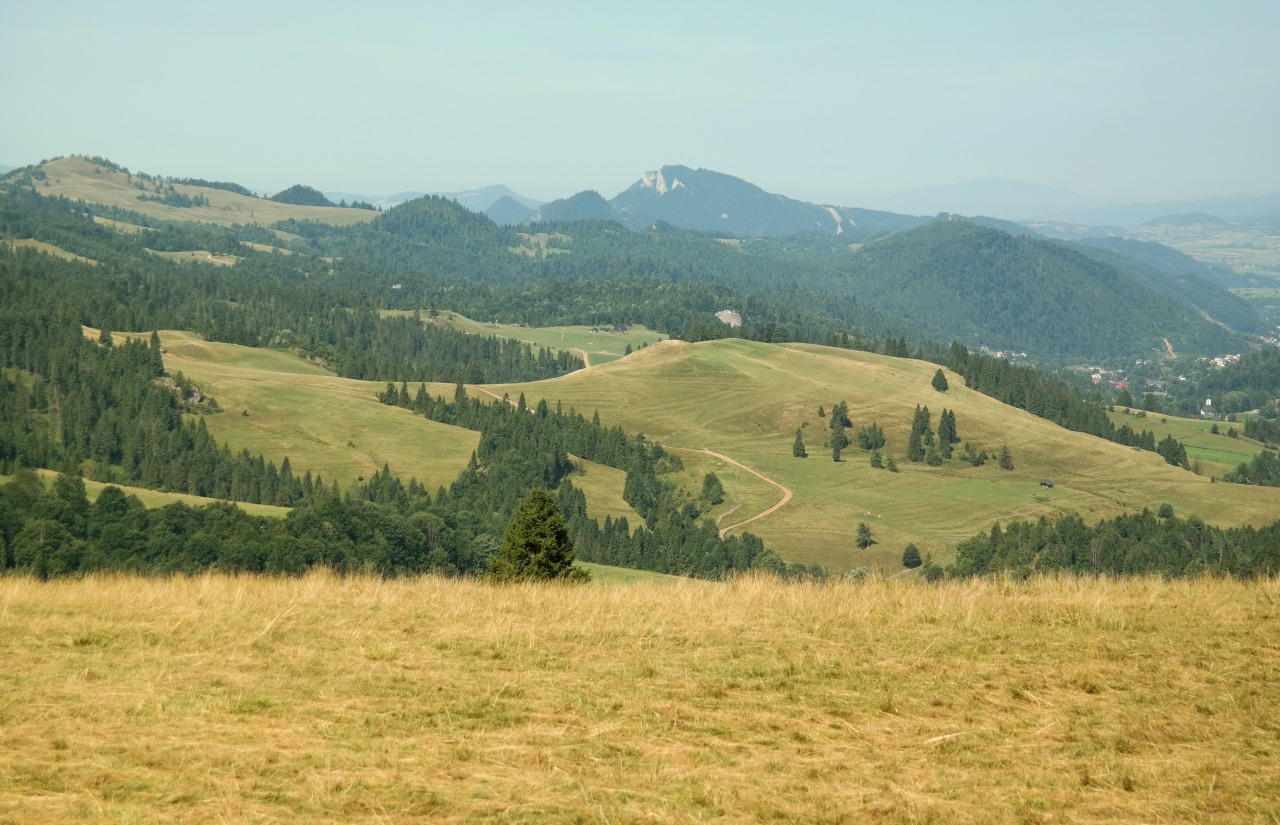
(32, 157), (377, 228)
(429, 310), (667, 365)
(489, 339), (1280, 572)
(0, 470), (290, 518)
(151, 331), (639, 527)
(1107, 408), (1269, 478)
(10, 239), (98, 265)
(109, 331), (1280, 573)
(1, 573), (1275, 823)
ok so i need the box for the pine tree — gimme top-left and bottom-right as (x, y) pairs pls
(856, 522), (874, 549)
(870, 450), (883, 469)
(792, 429), (807, 458)
(932, 368), (949, 392)
(902, 543), (923, 569)
(488, 489), (587, 582)
(998, 445), (1014, 471)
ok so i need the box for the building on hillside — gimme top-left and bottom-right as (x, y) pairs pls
(1200, 397), (1220, 420)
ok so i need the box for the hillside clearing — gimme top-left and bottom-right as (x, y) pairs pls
(0, 573), (1275, 823)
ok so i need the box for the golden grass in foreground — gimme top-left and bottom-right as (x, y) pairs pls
(1, 574), (1276, 823)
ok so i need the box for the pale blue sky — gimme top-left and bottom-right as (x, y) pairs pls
(2, 1), (1276, 204)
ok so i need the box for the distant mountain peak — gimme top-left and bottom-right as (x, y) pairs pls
(639, 169), (687, 195)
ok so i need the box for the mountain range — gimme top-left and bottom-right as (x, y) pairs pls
(325, 184), (543, 214)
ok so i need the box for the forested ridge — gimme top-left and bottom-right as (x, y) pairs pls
(3, 163), (1277, 579)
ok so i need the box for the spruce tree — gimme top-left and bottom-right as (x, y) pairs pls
(793, 429), (807, 458)
(488, 489), (587, 582)
(998, 445), (1014, 471)
(932, 368), (949, 392)
(902, 543), (923, 569)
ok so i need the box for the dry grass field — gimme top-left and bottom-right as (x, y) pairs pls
(1, 573), (1276, 823)
(30, 157), (378, 228)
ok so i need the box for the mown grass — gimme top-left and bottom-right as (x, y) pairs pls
(34, 157), (378, 228)
(145, 249), (241, 266)
(0, 572), (1275, 823)
(429, 310), (667, 365)
(1106, 407), (1268, 478)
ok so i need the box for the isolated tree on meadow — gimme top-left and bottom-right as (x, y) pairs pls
(902, 543), (923, 569)
(793, 429), (807, 458)
(856, 522), (874, 549)
(488, 489), (587, 582)
(932, 368), (949, 392)
(998, 445), (1014, 471)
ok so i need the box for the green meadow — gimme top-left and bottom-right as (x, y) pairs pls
(1107, 407), (1270, 477)
(91, 330), (1280, 574)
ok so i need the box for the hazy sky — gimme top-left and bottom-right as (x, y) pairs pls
(2, 1), (1277, 205)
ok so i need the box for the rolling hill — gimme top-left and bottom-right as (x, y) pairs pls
(10, 156), (378, 227)
(153, 330), (1280, 574)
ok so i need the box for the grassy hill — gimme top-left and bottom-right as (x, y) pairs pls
(424, 310), (667, 366)
(150, 331), (639, 528)
(489, 339), (1280, 572)
(25, 157), (378, 228)
(2, 572), (1275, 823)
(151, 330), (1280, 574)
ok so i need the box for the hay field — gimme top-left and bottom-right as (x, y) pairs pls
(1, 573), (1276, 823)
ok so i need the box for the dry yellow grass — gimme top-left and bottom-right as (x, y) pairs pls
(9, 239), (98, 266)
(34, 157), (378, 228)
(1, 573), (1276, 823)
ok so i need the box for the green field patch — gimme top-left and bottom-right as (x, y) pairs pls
(145, 249), (241, 266)
(509, 232), (571, 257)
(576, 561), (686, 583)
(240, 241), (295, 255)
(433, 311), (667, 366)
(1106, 408), (1268, 476)
(154, 332), (479, 493)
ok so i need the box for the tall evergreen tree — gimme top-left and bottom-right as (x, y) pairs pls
(792, 429), (807, 458)
(488, 489), (586, 582)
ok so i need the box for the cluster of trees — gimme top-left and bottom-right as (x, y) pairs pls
(1223, 450), (1280, 487)
(949, 508), (1280, 579)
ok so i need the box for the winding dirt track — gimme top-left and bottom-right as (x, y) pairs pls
(677, 448), (794, 538)
(468, 387), (794, 537)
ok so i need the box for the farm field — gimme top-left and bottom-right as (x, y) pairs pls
(1106, 408), (1269, 478)
(0, 572), (1275, 823)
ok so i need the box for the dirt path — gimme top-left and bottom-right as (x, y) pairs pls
(676, 447), (794, 538)
(1163, 338), (1176, 358)
(573, 349), (591, 368)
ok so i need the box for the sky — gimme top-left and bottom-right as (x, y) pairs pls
(2, 1), (1277, 206)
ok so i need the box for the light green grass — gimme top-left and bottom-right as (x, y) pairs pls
(153, 331), (480, 493)
(429, 310), (667, 365)
(1107, 408), (1268, 477)
(577, 561), (685, 583)
(488, 339), (1280, 572)
(145, 249), (241, 266)
(35, 157), (378, 228)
